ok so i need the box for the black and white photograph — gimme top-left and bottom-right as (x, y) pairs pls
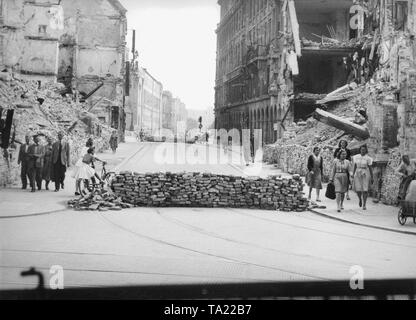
(1, 0), (416, 306)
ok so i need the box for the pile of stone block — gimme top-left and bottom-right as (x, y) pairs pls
(111, 172), (309, 212)
(68, 192), (134, 212)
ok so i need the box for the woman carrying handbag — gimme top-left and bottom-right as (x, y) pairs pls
(307, 147), (324, 202)
(330, 150), (352, 212)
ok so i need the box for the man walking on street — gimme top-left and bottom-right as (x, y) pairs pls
(51, 131), (70, 192)
(17, 135), (31, 190)
(27, 135), (45, 192)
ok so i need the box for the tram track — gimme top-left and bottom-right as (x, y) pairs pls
(0, 264), (267, 283)
(98, 212), (328, 281)
(225, 208), (416, 249)
(155, 209), (366, 269)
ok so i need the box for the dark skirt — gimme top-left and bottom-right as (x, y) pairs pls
(398, 176), (414, 201)
(42, 153), (53, 181)
(307, 169), (323, 190)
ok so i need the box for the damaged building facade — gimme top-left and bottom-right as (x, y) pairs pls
(58, 0), (128, 139)
(0, 0), (128, 138)
(215, 0), (416, 157)
(216, 0), (416, 204)
(0, 0), (64, 82)
(215, 0), (364, 144)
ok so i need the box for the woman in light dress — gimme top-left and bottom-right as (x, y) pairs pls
(74, 147), (105, 195)
(307, 147), (323, 202)
(352, 145), (374, 210)
(330, 149), (351, 212)
(72, 138), (93, 196)
(333, 139), (352, 200)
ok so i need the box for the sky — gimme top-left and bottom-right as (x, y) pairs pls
(120, 0), (220, 111)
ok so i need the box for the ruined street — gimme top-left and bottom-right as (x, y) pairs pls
(2, 0), (416, 302)
(1, 140), (416, 290)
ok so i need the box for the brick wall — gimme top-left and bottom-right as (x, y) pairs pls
(111, 172), (309, 212)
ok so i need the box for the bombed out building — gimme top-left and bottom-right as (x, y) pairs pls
(215, 0), (416, 155)
(0, 0), (128, 138)
(215, 0), (416, 204)
(215, 0), (370, 144)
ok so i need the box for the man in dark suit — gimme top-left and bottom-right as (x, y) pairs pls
(27, 135), (45, 192)
(51, 131), (70, 192)
(17, 135), (31, 189)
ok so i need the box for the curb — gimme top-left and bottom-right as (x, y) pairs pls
(0, 208), (69, 220)
(309, 208), (416, 236)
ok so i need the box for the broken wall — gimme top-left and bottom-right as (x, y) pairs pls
(0, 0), (64, 82)
(400, 70), (416, 158)
(298, 10), (349, 42)
(58, 0), (126, 80)
(0, 76), (112, 188)
(57, 0), (127, 138)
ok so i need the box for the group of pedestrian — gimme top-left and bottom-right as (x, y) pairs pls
(306, 140), (374, 213)
(18, 131), (70, 193)
(17, 131), (118, 195)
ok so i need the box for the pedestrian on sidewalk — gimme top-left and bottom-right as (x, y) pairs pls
(17, 135), (31, 190)
(307, 147), (323, 202)
(250, 131), (255, 164)
(352, 145), (374, 210)
(334, 139), (352, 200)
(42, 136), (54, 191)
(27, 135), (45, 192)
(330, 149), (351, 212)
(110, 130), (118, 154)
(76, 148), (99, 181)
(76, 147), (106, 191)
(51, 131), (70, 192)
(395, 155), (416, 203)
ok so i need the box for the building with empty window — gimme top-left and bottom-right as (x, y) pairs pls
(214, 0), (386, 145)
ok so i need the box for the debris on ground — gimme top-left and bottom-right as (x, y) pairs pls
(0, 73), (112, 187)
(67, 191), (134, 212)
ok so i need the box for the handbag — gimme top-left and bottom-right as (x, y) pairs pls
(325, 182), (336, 200)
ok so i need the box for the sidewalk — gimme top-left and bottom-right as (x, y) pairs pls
(308, 183), (416, 235)
(0, 137), (141, 218)
(232, 156), (416, 235)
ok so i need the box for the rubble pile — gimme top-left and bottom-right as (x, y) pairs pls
(67, 192), (134, 212)
(264, 144), (336, 182)
(301, 33), (375, 50)
(0, 75), (112, 187)
(111, 172), (309, 212)
(380, 150), (402, 205)
(264, 83), (380, 181)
